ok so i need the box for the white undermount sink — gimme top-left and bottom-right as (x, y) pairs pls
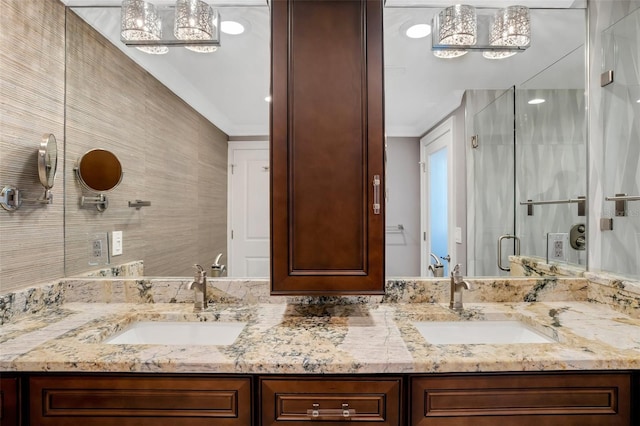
(104, 321), (247, 346)
(413, 320), (555, 345)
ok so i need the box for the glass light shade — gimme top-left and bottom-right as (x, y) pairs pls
(174, 0), (220, 53)
(121, 0), (168, 55)
(433, 5), (476, 59)
(483, 6), (530, 60)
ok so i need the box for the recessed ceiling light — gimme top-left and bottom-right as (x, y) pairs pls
(406, 24), (431, 39)
(528, 98), (545, 105)
(221, 21), (245, 35)
(636, 99), (640, 103)
(264, 95), (272, 102)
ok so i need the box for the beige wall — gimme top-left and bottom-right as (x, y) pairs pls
(0, 0), (228, 292)
(0, 0), (66, 291)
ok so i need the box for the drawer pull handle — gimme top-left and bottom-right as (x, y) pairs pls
(306, 403), (356, 419)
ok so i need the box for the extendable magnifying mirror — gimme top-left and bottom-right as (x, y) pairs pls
(38, 133), (58, 203)
(1, 133), (59, 211)
(76, 148), (123, 212)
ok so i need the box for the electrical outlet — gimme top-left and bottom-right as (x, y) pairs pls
(111, 231), (123, 256)
(88, 232), (109, 266)
(547, 233), (569, 262)
(92, 239), (103, 258)
(553, 240), (564, 259)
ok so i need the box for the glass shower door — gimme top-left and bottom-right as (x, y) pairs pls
(469, 88), (515, 276)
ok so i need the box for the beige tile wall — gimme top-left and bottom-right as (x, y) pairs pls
(0, 0), (228, 291)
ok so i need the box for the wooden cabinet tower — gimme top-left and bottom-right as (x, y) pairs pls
(270, 0), (385, 295)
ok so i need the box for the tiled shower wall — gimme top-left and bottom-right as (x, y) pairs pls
(516, 88), (587, 266)
(0, 0), (228, 292)
(600, 6), (640, 278)
(589, 0), (640, 279)
(465, 87), (587, 275)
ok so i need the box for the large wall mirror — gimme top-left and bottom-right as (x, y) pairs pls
(63, 0), (587, 279)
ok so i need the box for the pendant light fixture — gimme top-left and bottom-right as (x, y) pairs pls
(174, 0), (220, 53)
(120, 0), (168, 55)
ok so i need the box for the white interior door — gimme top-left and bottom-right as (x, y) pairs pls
(420, 118), (455, 277)
(228, 141), (270, 277)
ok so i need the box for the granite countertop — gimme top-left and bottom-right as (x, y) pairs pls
(1, 299), (639, 374)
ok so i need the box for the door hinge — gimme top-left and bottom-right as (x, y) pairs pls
(230, 164), (236, 174)
(231, 230), (234, 239)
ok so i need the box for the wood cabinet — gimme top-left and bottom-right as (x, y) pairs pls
(11, 371), (637, 425)
(0, 375), (20, 426)
(270, 0), (385, 295)
(410, 372), (631, 426)
(28, 374), (251, 426)
(259, 376), (402, 425)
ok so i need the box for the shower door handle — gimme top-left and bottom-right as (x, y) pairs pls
(498, 234), (520, 271)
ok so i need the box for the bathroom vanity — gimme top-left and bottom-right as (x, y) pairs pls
(1, 277), (638, 425)
(15, 371), (631, 425)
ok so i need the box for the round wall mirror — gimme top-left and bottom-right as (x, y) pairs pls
(76, 149), (123, 192)
(38, 133), (58, 189)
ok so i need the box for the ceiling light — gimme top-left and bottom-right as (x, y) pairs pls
(264, 95), (272, 102)
(120, 0), (168, 55)
(528, 98), (545, 105)
(483, 6), (531, 60)
(433, 5), (476, 59)
(406, 24), (431, 39)
(174, 0), (220, 53)
(636, 99), (640, 103)
(221, 20), (245, 35)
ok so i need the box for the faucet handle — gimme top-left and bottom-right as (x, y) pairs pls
(193, 264), (206, 281)
(451, 263), (462, 278)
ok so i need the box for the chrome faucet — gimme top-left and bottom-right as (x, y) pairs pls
(189, 264), (208, 312)
(449, 263), (471, 312)
(211, 253), (226, 277)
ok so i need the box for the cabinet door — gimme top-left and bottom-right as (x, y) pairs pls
(270, 0), (385, 295)
(0, 376), (20, 426)
(260, 376), (402, 425)
(411, 372), (631, 426)
(29, 374), (251, 426)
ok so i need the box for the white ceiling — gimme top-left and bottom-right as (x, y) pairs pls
(63, 1), (586, 137)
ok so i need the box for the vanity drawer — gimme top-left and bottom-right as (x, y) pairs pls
(29, 374), (252, 426)
(411, 372), (631, 426)
(260, 376), (402, 425)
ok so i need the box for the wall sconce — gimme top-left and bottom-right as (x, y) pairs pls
(120, 0), (220, 54)
(174, 0), (220, 53)
(433, 5), (477, 59)
(121, 0), (169, 55)
(483, 6), (531, 59)
(432, 4), (530, 59)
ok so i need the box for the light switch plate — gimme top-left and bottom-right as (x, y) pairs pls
(455, 227), (462, 244)
(547, 233), (569, 263)
(111, 231), (123, 256)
